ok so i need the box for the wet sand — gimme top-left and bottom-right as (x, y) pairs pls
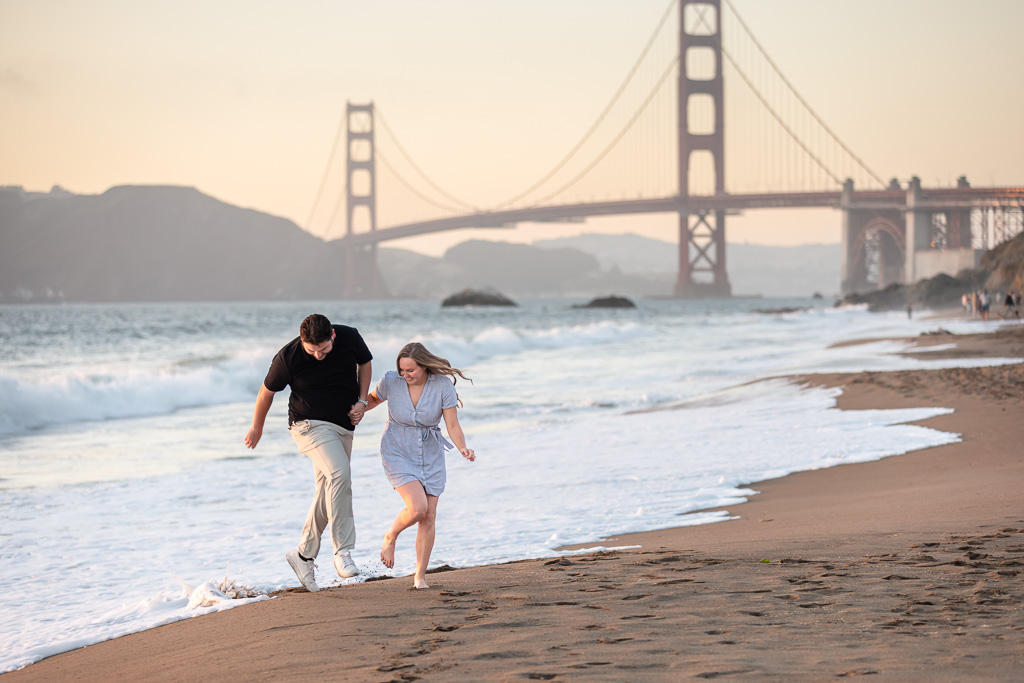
(7, 324), (1024, 681)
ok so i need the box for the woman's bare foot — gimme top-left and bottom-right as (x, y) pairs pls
(381, 532), (396, 569)
(413, 576), (430, 589)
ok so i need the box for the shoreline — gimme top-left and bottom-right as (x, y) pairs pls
(6, 324), (1024, 680)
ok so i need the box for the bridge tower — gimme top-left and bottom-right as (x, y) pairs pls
(675, 0), (731, 297)
(342, 102), (385, 298)
(840, 179), (906, 294)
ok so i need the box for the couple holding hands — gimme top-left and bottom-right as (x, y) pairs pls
(244, 314), (475, 591)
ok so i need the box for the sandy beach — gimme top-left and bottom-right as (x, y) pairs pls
(7, 323), (1023, 681)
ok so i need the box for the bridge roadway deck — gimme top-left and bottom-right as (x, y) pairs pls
(340, 187), (1024, 246)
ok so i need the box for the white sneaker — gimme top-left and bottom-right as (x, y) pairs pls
(286, 549), (319, 592)
(335, 550), (359, 578)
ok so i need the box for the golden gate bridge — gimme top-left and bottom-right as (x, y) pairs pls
(306, 0), (1024, 299)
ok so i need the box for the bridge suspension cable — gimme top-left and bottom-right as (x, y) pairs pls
(376, 147), (470, 214)
(527, 53), (680, 207)
(375, 108), (480, 212)
(721, 0), (886, 189)
(723, 50), (845, 186)
(369, 1), (679, 220)
(491, 0), (678, 209)
(323, 178), (348, 241)
(304, 112), (346, 234)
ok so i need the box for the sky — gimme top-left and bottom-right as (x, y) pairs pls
(3, 0), (1023, 257)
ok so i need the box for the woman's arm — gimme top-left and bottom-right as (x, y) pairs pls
(442, 406), (475, 461)
(365, 391), (384, 411)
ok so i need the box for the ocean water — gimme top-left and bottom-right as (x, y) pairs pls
(0, 298), (1016, 671)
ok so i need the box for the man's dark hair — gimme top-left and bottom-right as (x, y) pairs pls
(300, 314), (333, 344)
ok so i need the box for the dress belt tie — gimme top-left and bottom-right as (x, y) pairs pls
(423, 426), (454, 451)
(389, 422), (454, 451)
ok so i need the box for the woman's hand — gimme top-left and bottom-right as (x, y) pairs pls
(460, 447), (476, 462)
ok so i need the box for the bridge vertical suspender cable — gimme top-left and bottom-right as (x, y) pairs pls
(376, 147), (468, 214)
(324, 178), (348, 242)
(528, 54), (680, 207)
(721, 0), (886, 188)
(375, 108), (479, 212)
(304, 113), (347, 235)
(491, 0), (678, 209)
(369, 0), (679, 216)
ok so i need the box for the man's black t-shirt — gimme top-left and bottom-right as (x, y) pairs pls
(263, 325), (373, 430)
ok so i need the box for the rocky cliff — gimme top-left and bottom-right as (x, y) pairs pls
(841, 230), (1024, 311)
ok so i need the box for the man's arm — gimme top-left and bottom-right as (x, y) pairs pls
(348, 361), (373, 426)
(244, 383), (276, 448)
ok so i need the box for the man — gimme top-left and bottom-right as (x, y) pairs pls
(244, 313), (372, 592)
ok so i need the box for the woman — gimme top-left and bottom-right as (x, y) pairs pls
(362, 342), (475, 589)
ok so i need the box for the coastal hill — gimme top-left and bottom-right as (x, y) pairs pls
(0, 185), (347, 301)
(3, 185), (838, 302)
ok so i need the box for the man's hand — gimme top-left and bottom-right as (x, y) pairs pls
(244, 426), (262, 449)
(349, 402), (366, 426)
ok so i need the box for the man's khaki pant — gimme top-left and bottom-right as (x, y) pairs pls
(288, 419), (355, 558)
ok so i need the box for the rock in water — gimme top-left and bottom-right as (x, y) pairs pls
(441, 288), (517, 307)
(572, 295), (636, 309)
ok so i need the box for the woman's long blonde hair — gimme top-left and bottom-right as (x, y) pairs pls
(397, 342), (471, 406)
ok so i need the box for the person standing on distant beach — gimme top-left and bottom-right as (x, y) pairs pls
(362, 342), (475, 589)
(244, 313), (373, 592)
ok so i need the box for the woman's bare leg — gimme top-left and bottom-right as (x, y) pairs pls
(413, 495), (439, 589)
(381, 482), (428, 569)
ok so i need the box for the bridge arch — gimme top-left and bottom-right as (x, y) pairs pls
(850, 215), (905, 291)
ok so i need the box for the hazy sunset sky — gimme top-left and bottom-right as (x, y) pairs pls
(3, 0), (1022, 255)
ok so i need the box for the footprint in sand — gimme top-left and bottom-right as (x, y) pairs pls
(695, 669), (757, 679)
(472, 651), (529, 660)
(544, 558), (575, 567)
